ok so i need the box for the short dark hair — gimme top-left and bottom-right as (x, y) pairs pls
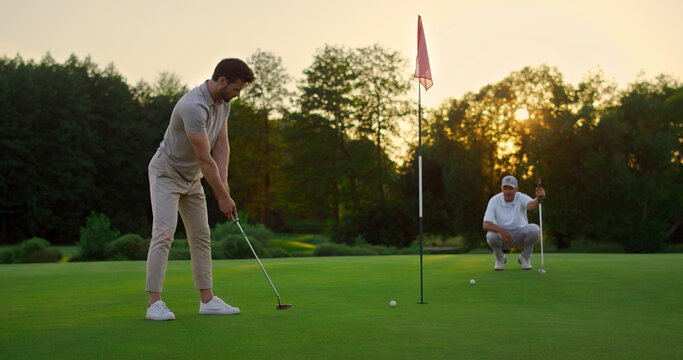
(212, 58), (255, 84)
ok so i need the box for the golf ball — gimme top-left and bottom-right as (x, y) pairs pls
(539, 269), (546, 274)
(389, 300), (397, 307)
(470, 279), (476, 285)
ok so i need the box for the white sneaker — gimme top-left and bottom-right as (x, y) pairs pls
(518, 256), (532, 270)
(199, 296), (240, 315)
(494, 256), (507, 271)
(146, 300), (175, 321)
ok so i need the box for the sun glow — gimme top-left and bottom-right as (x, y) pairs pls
(515, 108), (530, 121)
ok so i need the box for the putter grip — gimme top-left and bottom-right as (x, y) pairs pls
(537, 176), (543, 204)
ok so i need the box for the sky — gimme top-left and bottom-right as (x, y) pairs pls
(1, 0), (681, 109)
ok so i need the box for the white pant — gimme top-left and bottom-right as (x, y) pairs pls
(486, 224), (539, 260)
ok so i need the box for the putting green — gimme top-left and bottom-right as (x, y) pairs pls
(1, 254), (681, 359)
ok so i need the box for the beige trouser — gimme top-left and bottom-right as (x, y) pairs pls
(146, 150), (212, 292)
(486, 224), (540, 261)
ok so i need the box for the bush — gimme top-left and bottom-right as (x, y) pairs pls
(21, 237), (62, 263)
(347, 246), (377, 256)
(278, 219), (327, 234)
(313, 243), (351, 257)
(268, 247), (291, 258)
(567, 237), (625, 253)
(663, 243), (683, 253)
(212, 220), (274, 246)
(1, 238), (62, 263)
(399, 247), (419, 255)
(0, 246), (17, 263)
(331, 203), (413, 247)
(76, 212), (120, 261)
(168, 238), (191, 260)
(107, 234), (149, 260)
(621, 220), (668, 253)
(211, 239), (227, 259)
(353, 236), (399, 255)
(296, 234), (331, 245)
(367, 245), (399, 255)
(109, 253), (130, 261)
(218, 235), (271, 259)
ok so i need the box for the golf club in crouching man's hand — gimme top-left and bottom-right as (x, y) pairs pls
(482, 175), (546, 271)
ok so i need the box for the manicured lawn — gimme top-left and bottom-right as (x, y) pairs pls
(1, 254), (681, 359)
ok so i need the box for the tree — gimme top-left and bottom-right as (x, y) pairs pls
(216, 99), (263, 226)
(133, 72), (188, 235)
(299, 45), (359, 221)
(397, 96), (502, 246)
(589, 75), (682, 252)
(278, 112), (339, 227)
(353, 44), (412, 203)
(0, 54), (186, 244)
(152, 71), (187, 98)
(242, 49), (293, 114)
(505, 65), (584, 248)
(240, 50), (293, 226)
(0, 54), (101, 243)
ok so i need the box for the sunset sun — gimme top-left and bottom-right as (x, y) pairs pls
(515, 108), (529, 121)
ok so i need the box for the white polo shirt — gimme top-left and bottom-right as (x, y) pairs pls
(159, 81), (230, 181)
(483, 192), (533, 231)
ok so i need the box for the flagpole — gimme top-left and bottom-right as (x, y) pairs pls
(414, 14), (431, 305)
(418, 82), (424, 305)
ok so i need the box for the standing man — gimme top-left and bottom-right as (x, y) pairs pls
(483, 175), (546, 271)
(145, 59), (255, 320)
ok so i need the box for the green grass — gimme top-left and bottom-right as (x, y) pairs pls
(1, 254), (681, 359)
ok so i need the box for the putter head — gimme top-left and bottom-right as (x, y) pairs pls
(276, 304), (292, 310)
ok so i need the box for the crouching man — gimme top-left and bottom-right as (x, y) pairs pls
(483, 175), (545, 271)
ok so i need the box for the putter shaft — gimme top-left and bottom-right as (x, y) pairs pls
(539, 202), (544, 267)
(235, 220), (280, 298)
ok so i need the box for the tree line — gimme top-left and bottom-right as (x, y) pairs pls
(0, 48), (680, 252)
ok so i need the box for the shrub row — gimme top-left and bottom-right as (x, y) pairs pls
(168, 236), (291, 261)
(71, 233), (149, 262)
(1, 237), (63, 264)
(313, 242), (417, 257)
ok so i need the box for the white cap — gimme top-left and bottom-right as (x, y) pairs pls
(501, 175), (518, 188)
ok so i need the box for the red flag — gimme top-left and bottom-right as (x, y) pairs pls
(414, 15), (433, 90)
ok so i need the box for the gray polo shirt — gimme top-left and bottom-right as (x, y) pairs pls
(159, 81), (231, 181)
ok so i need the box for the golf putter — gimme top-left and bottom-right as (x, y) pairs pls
(537, 176), (546, 274)
(233, 213), (292, 310)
